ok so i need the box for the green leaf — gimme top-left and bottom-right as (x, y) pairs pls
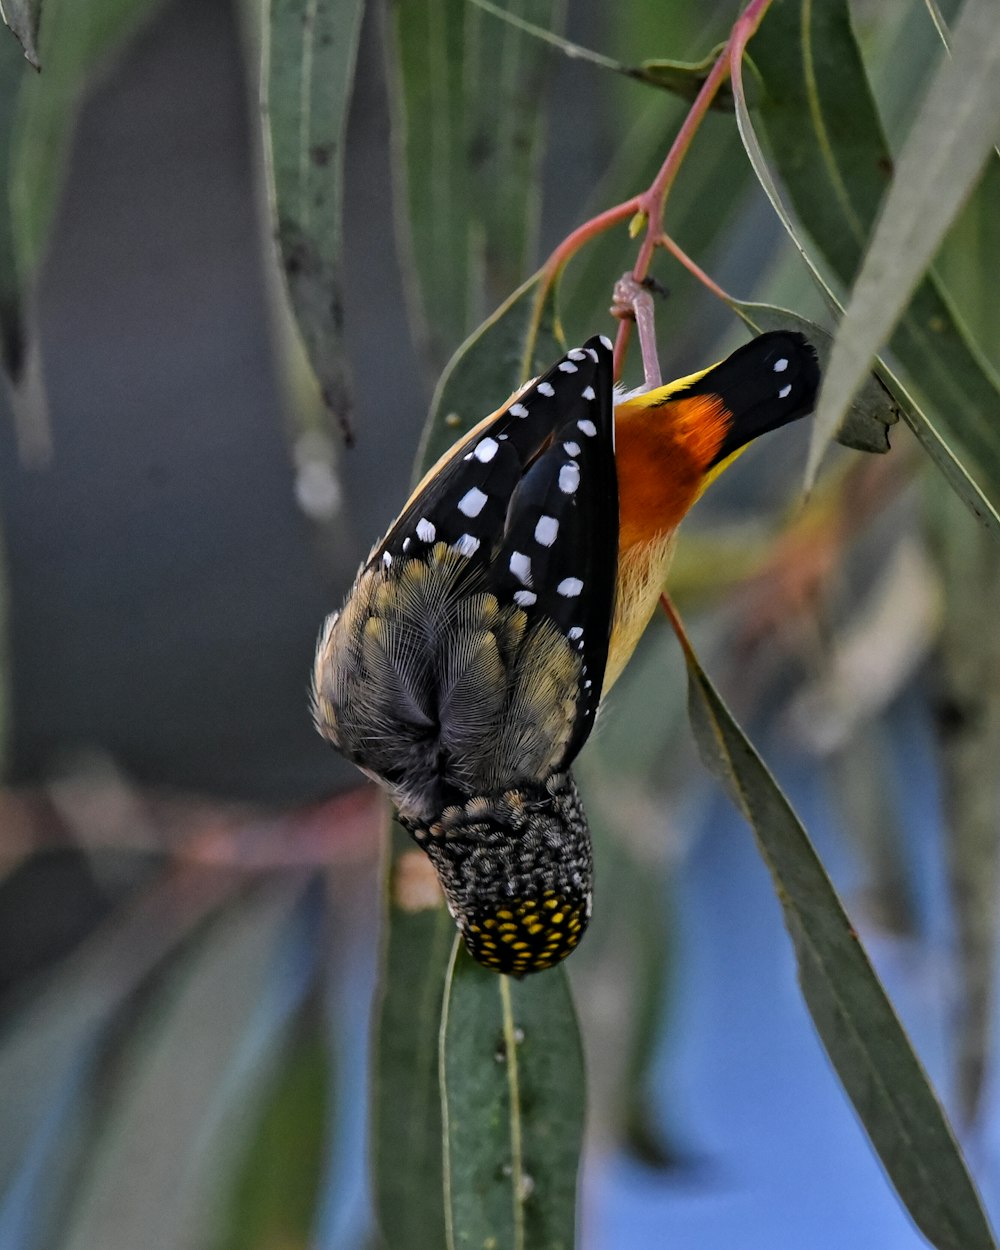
(466, 2), (734, 108)
(262, 0), (364, 438)
(421, 270), (560, 473)
(0, 867), (241, 1204)
(372, 824), (454, 1250)
(925, 479), (1000, 1125)
(730, 22), (1000, 535)
(213, 1000), (331, 1250)
(670, 604), (997, 1250)
(9, 0), (164, 278)
(441, 945), (584, 1250)
(385, 0), (561, 371)
(0, 0), (43, 67)
(60, 881), (306, 1250)
(0, 28), (28, 381)
(748, 0), (1000, 507)
(806, 0), (1000, 485)
(733, 301), (897, 454)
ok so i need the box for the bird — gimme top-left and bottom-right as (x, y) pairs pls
(312, 322), (820, 976)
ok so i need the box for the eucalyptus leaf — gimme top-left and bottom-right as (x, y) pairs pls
(0, 27), (26, 381)
(466, 3), (734, 108)
(441, 944), (584, 1250)
(671, 605), (997, 1250)
(422, 270), (560, 472)
(0, 0), (42, 67)
(372, 825), (454, 1250)
(925, 478), (1000, 1125)
(386, 0), (561, 372)
(808, 0), (1000, 485)
(9, 0), (164, 279)
(731, 25), (1000, 534)
(61, 881), (308, 1250)
(748, 0), (1000, 507)
(262, 0), (364, 438)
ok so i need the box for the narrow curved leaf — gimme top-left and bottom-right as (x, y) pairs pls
(372, 824), (454, 1250)
(61, 880), (309, 1250)
(748, 0), (1000, 507)
(466, 3), (734, 108)
(731, 31), (1000, 534)
(262, 0), (365, 439)
(9, 0), (165, 279)
(925, 479), (1000, 1125)
(0, 28), (28, 381)
(0, 0), (42, 67)
(441, 944), (584, 1250)
(810, 0), (1000, 484)
(667, 599), (997, 1250)
(385, 0), (561, 371)
(422, 269), (560, 472)
(213, 999), (331, 1250)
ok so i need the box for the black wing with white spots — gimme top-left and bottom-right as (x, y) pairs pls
(372, 335), (618, 763)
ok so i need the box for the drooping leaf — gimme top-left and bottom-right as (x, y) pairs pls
(441, 944), (584, 1250)
(0, 27), (29, 380)
(730, 24), (1000, 535)
(262, 0), (364, 440)
(372, 824), (454, 1250)
(666, 598), (998, 1250)
(9, 0), (165, 279)
(466, 3), (734, 109)
(59, 880), (309, 1250)
(925, 478), (1000, 1125)
(0, 866), (240, 1218)
(0, 0), (42, 67)
(421, 269), (560, 472)
(747, 0), (1000, 505)
(807, 0), (1000, 484)
(385, 0), (561, 372)
(213, 997), (331, 1250)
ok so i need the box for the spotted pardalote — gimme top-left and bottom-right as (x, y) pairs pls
(312, 328), (820, 975)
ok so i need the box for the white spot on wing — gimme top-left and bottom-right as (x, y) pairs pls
(537, 382), (555, 397)
(383, 552), (393, 568)
(568, 626), (583, 640)
(416, 517), (436, 542)
(773, 357), (789, 372)
(778, 383), (792, 399)
(578, 418), (597, 437)
(568, 348), (587, 361)
(509, 551), (532, 586)
(514, 590), (537, 606)
(402, 538), (411, 552)
(559, 463), (580, 494)
(586, 348), (598, 362)
(455, 534), (480, 556)
(563, 440), (581, 456)
(599, 335), (613, 351)
(510, 402), (529, 418)
(582, 386), (596, 403)
(557, 577), (583, 597)
(534, 516), (559, 547)
(559, 361), (578, 373)
(474, 437), (499, 462)
(458, 487), (488, 517)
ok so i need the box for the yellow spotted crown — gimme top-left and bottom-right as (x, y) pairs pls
(464, 891), (587, 976)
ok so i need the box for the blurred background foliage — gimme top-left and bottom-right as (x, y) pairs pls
(0, 0), (999, 1246)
